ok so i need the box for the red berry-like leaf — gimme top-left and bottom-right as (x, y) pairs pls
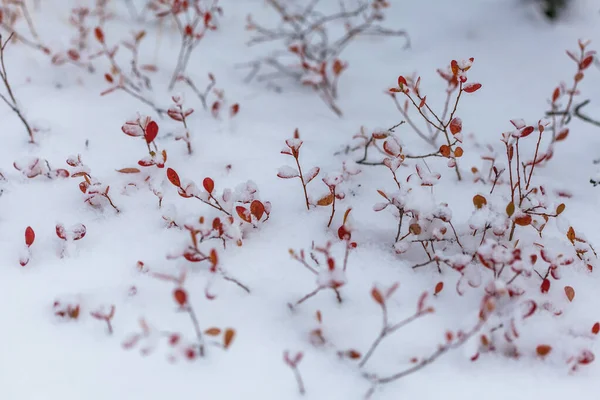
(203, 177), (214, 193)
(541, 279), (551, 294)
(166, 168), (181, 187)
(94, 27), (105, 43)
(592, 322), (600, 335)
(463, 83), (482, 93)
(145, 121), (159, 144)
(536, 344), (552, 357)
(173, 288), (187, 306)
(25, 226), (35, 247)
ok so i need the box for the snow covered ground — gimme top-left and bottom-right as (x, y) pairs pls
(1, 0), (600, 399)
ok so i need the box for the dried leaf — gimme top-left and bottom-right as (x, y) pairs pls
(564, 286), (575, 302)
(317, 193), (334, 206)
(223, 328), (235, 349)
(116, 168), (141, 174)
(204, 327), (221, 336)
(473, 194), (487, 209)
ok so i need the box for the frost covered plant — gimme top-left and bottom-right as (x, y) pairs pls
(278, 130), (360, 225)
(283, 351), (306, 395)
(0, 1), (49, 55)
(168, 95), (194, 154)
(288, 211), (356, 307)
(0, 33), (36, 143)
(13, 157), (70, 179)
(66, 154), (121, 213)
(178, 73), (240, 119)
(123, 266), (236, 361)
(151, 0), (223, 90)
(242, 0), (408, 116)
(90, 305), (116, 335)
(96, 28), (167, 116)
(55, 223), (87, 258)
(120, 115), (166, 169)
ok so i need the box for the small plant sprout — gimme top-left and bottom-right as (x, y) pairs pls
(90, 305), (116, 335)
(55, 223), (87, 258)
(278, 130), (320, 211)
(19, 226), (35, 266)
(67, 154), (121, 213)
(168, 95), (194, 154)
(124, 267), (236, 360)
(288, 219), (356, 307)
(283, 350), (306, 395)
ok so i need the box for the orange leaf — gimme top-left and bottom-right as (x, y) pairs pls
(592, 322), (600, 335)
(250, 200), (265, 220)
(434, 281), (444, 295)
(317, 193), (334, 206)
(223, 328), (235, 349)
(515, 215), (532, 226)
(556, 203), (565, 215)
(555, 128), (569, 141)
(449, 117), (462, 135)
(116, 168), (141, 173)
(371, 288), (384, 305)
(94, 27), (104, 43)
(564, 286), (575, 302)
(439, 145), (451, 157)
(454, 147), (464, 158)
(473, 194), (487, 209)
(204, 327), (221, 336)
(236, 206), (252, 223)
(536, 344), (552, 357)
(566, 227), (576, 243)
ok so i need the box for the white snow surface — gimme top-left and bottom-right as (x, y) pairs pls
(1, 0), (600, 399)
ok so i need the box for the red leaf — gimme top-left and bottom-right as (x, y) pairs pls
(166, 168), (181, 187)
(541, 279), (551, 294)
(94, 27), (104, 43)
(419, 96), (426, 108)
(552, 87), (560, 102)
(520, 126), (534, 138)
(580, 55), (594, 70)
(25, 226), (35, 247)
(555, 128), (569, 141)
(145, 121), (159, 144)
(536, 344), (552, 357)
(434, 281), (444, 295)
(203, 177), (214, 193)
(56, 224), (67, 240)
(592, 322), (600, 335)
(230, 103), (240, 117)
(173, 288), (187, 306)
(463, 83), (482, 93)
(397, 76), (407, 87)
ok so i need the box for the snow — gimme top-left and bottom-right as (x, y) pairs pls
(1, 0), (600, 399)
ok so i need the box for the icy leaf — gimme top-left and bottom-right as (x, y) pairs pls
(250, 200), (265, 220)
(56, 224), (67, 240)
(236, 206), (252, 223)
(122, 121), (144, 137)
(450, 118), (462, 135)
(305, 167), (320, 184)
(277, 166), (300, 179)
(510, 119), (526, 129)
